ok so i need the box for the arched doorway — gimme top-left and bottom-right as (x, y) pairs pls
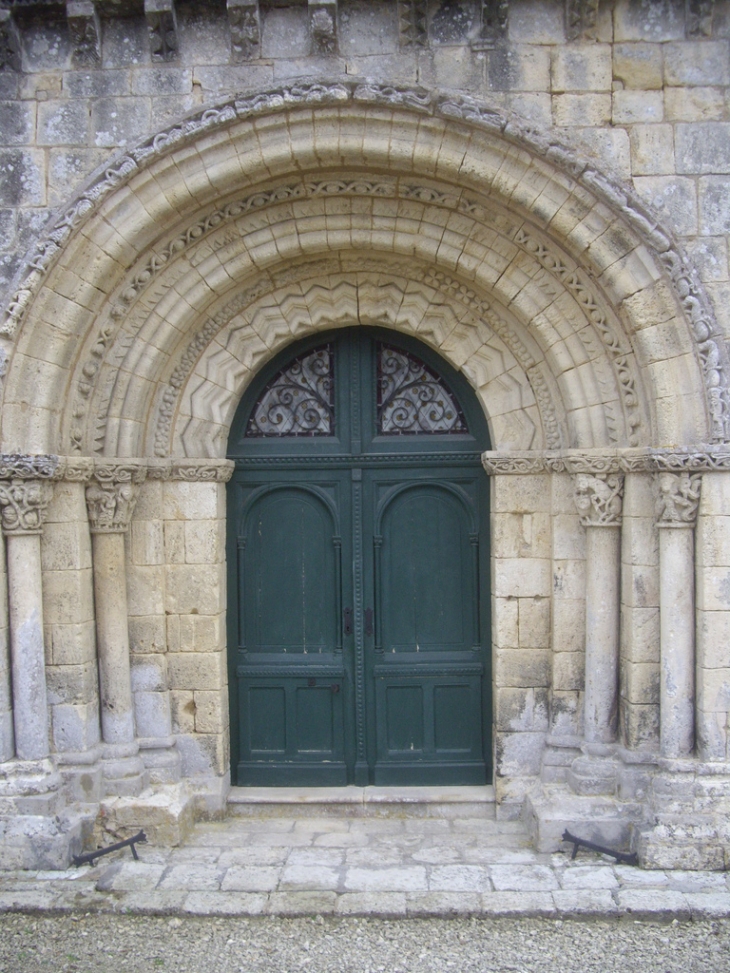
(227, 326), (491, 787)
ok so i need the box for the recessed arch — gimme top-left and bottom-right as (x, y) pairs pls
(0, 82), (724, 458)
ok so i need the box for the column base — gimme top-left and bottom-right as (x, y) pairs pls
(55, 747), (103, 805)
(523, 784), (644, 854)
(101, 742), (148, 797)
(0, 758), (62, 816)
(541, 734), (582, 784)
(138, 736), (182, 785)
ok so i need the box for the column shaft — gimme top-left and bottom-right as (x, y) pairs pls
(92, 531), (136, 745)
(659, 528), (695, 757)
(7, 532), (49, 760)
(584, 525), (621, 743)
(0, 530), (13, 761)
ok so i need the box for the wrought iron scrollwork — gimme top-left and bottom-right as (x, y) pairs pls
(246, 344), (335, 437)
(377, 344), (467, 435)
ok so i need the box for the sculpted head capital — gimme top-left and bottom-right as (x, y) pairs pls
(0, 479), (53, 534)
(654, 471), (702, 528)
(572, 472), (624, 527)
(85, 465), (146, 533)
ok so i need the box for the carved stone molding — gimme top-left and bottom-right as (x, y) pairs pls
(146, 459), (235, 482)
(397, 0), (427, 48)
(573, 473), (624, 527)
(1, 81), (726, 444)
(0, 480), (53, 535)
(483, 447), (730, 475)
(86, 465), (147, 533)
(654, 472), (702, 528)
(0, 454), (61, 480)
(227, 0), (260, 60)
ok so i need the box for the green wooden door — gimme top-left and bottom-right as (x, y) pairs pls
(228, 328), (491, 786)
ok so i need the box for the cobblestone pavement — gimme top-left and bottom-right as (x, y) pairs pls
(1, 813), (729, 920)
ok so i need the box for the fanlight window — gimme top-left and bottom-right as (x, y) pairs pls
(245, 344), (335, 437)
(245, 338), (468, 438)
(377, 344), (467, 435)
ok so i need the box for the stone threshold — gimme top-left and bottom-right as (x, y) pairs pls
(228, 785), (495, 805)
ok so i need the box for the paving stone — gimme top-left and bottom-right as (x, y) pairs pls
(266, 891), (338, 915)
(665, 871), (730, 892)
(558, 865), (619, 889)
(217, 846), (288, 866)
(411, 846), (463, 864)
(344, 866), (429, 892)
(552, 889), (618, 915)
(220, 865), (281, 892)
(157, 863), (223, 891)
(285, 848), (345, 867)
(618, 889), (691, 918)
(489, 864), (559, 891)
(182, 891), (268, 915)
(406, 891), (483, 915)
(335, 891), (407, 916)
(111, 890), (187, 913)
(479, 890), (558, 916)
(428, 865), (492, 892)
(94, 862), (166, 892)
(684, 892), (730, 918)
(279, 864), (340, 890)
(614, 864), (670, 886)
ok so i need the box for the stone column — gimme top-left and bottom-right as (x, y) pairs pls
(573, 472), (624, 745)
(0, 479), (53, 761)
(86, 465), (147, 796)
(0, 529), (12, 763)
(654, 471), (701, 758)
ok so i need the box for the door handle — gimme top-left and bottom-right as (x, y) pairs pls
(343, 607), (353, 636)
(364, 608), (374, 636)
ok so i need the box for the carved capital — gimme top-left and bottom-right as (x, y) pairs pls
(573, 472), (624, 527)
(309, 0), (338, 55)
(227, 0), (260, 60)
(0, 480), (53, 534)
(86, 465), (147, 533)
(654, 471), (702, 528)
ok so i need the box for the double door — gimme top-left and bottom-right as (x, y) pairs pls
(227, 329), (491, 786)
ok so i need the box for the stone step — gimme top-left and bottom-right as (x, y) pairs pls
(227, 785), (496, 820)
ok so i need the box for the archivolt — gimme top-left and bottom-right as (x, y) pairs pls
(0, 82), (721, 456)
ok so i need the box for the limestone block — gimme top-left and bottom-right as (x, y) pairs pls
(621, 660), (660, 705)
(47, 620), (96, 667)
(621, 518), (658, 568)
(552, 650), (584, 692)
(176, 731), (227, 777)
(171, 689), (196, 733)
(492, 596), (519, 649)
(164, 481), (223, 521)
(552, 560), (586, 602)
(126, 564), (165, 617)
(192, 63), (275, 95)
(508, 0), (564, 43)
(417, 49), (485, 92)
(632, 176), (698, 236)
(494, 729), (545, 777)
(666, 86), (727, 122)
(495, 686), (548, 732)
(131, 655), (168, 693)
(676, 123), (730, 175)
(100, 14), (148, 68)
(45, 661), (98, 706)
(518, 597), (550, 649)
(485, 45), (550, 91)
(697, 471), (730, 515)
(620, 606), (660, 664)
(629, 124), (675, 176)
(613, 42), (663, 89)
(696, 565), (730, 611)
(133, 480), (163, 520)
(50, 701), (100, 752)
(685, 237), (729, 282)
(613, 0), (684, 42)
(492, 512), (551, 558)
(552, 597), (585, 654)
(164, 520), (186, 564)
(612, 90), (663, 124)
(131, 66), (192, 95)
(37, 99), (90, 146)
(338, 0), (398, 56)
(189, 614), (225, 653)
(495, 648), (550, 688)
(130, 520), (164, 566)
(0, 101), (36, 146)
(621, 562), (660, 610)
(91, 97), (152, 148)
(64, 70), (131, 98)
(260, 4), (310, 59)
(696, 514), (730, 567)
(552, 93), (611, 127)
(697, 611), (730, 669)
(165, 563), (225, 615)
(550, 689), (582, 735)
(696, 708), (727, 761)
(193, 690), (226, 734)
(552, 45), (612, 92)
(42, 568), (94, 626)
(491, 474), (551, 514)
(572, 128), (631, 180)
(552, 513), (585, 560)
(184, 519), (224, 564)
(41, 521), (92, 573)
(168, 651), (226, 692)
(494, 558), (551, 598)
(134, 690), (172, 738)
(699, 176), (730, 235)
(0, 149), (46, 207)
(696, 666), (730, 714)
(663, 41), (730, 87)
(129, 615), (167, 655)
